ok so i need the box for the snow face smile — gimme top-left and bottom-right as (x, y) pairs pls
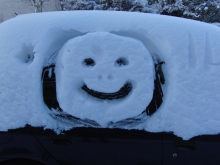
(82, 81), (132, 100)
(55, 32), (154, 126)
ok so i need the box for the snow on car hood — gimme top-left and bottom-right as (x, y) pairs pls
(0, 11), (220, 140)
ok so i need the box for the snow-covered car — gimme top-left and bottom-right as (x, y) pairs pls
(0, 11), (220, 165)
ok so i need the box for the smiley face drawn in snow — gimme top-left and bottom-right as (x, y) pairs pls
(55, 32), (155, 126)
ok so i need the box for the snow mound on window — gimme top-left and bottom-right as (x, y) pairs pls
(55, 32), (154, 126)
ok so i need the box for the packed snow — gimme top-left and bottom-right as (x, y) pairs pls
(0, 11), (220, 140)
(55, 32), (154, 126)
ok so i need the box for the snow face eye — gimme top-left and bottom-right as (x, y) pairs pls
(115, 57), (128, 66)
(83, 58), (95, 66)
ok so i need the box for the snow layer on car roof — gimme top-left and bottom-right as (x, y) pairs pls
(0, 11), (220, 140)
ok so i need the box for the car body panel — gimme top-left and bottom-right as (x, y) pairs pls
(0, 127), (59, 165)
(162, 133), (220, 165)
(30, 127), (163, 165)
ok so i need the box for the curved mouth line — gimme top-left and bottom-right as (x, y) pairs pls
(81, 82), (132, 100)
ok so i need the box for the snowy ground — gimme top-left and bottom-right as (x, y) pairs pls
(212, 22), (220, 27)
(0, 11), (220, 140)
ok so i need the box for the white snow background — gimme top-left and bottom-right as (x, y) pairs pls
(0, 11), (220, 140)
